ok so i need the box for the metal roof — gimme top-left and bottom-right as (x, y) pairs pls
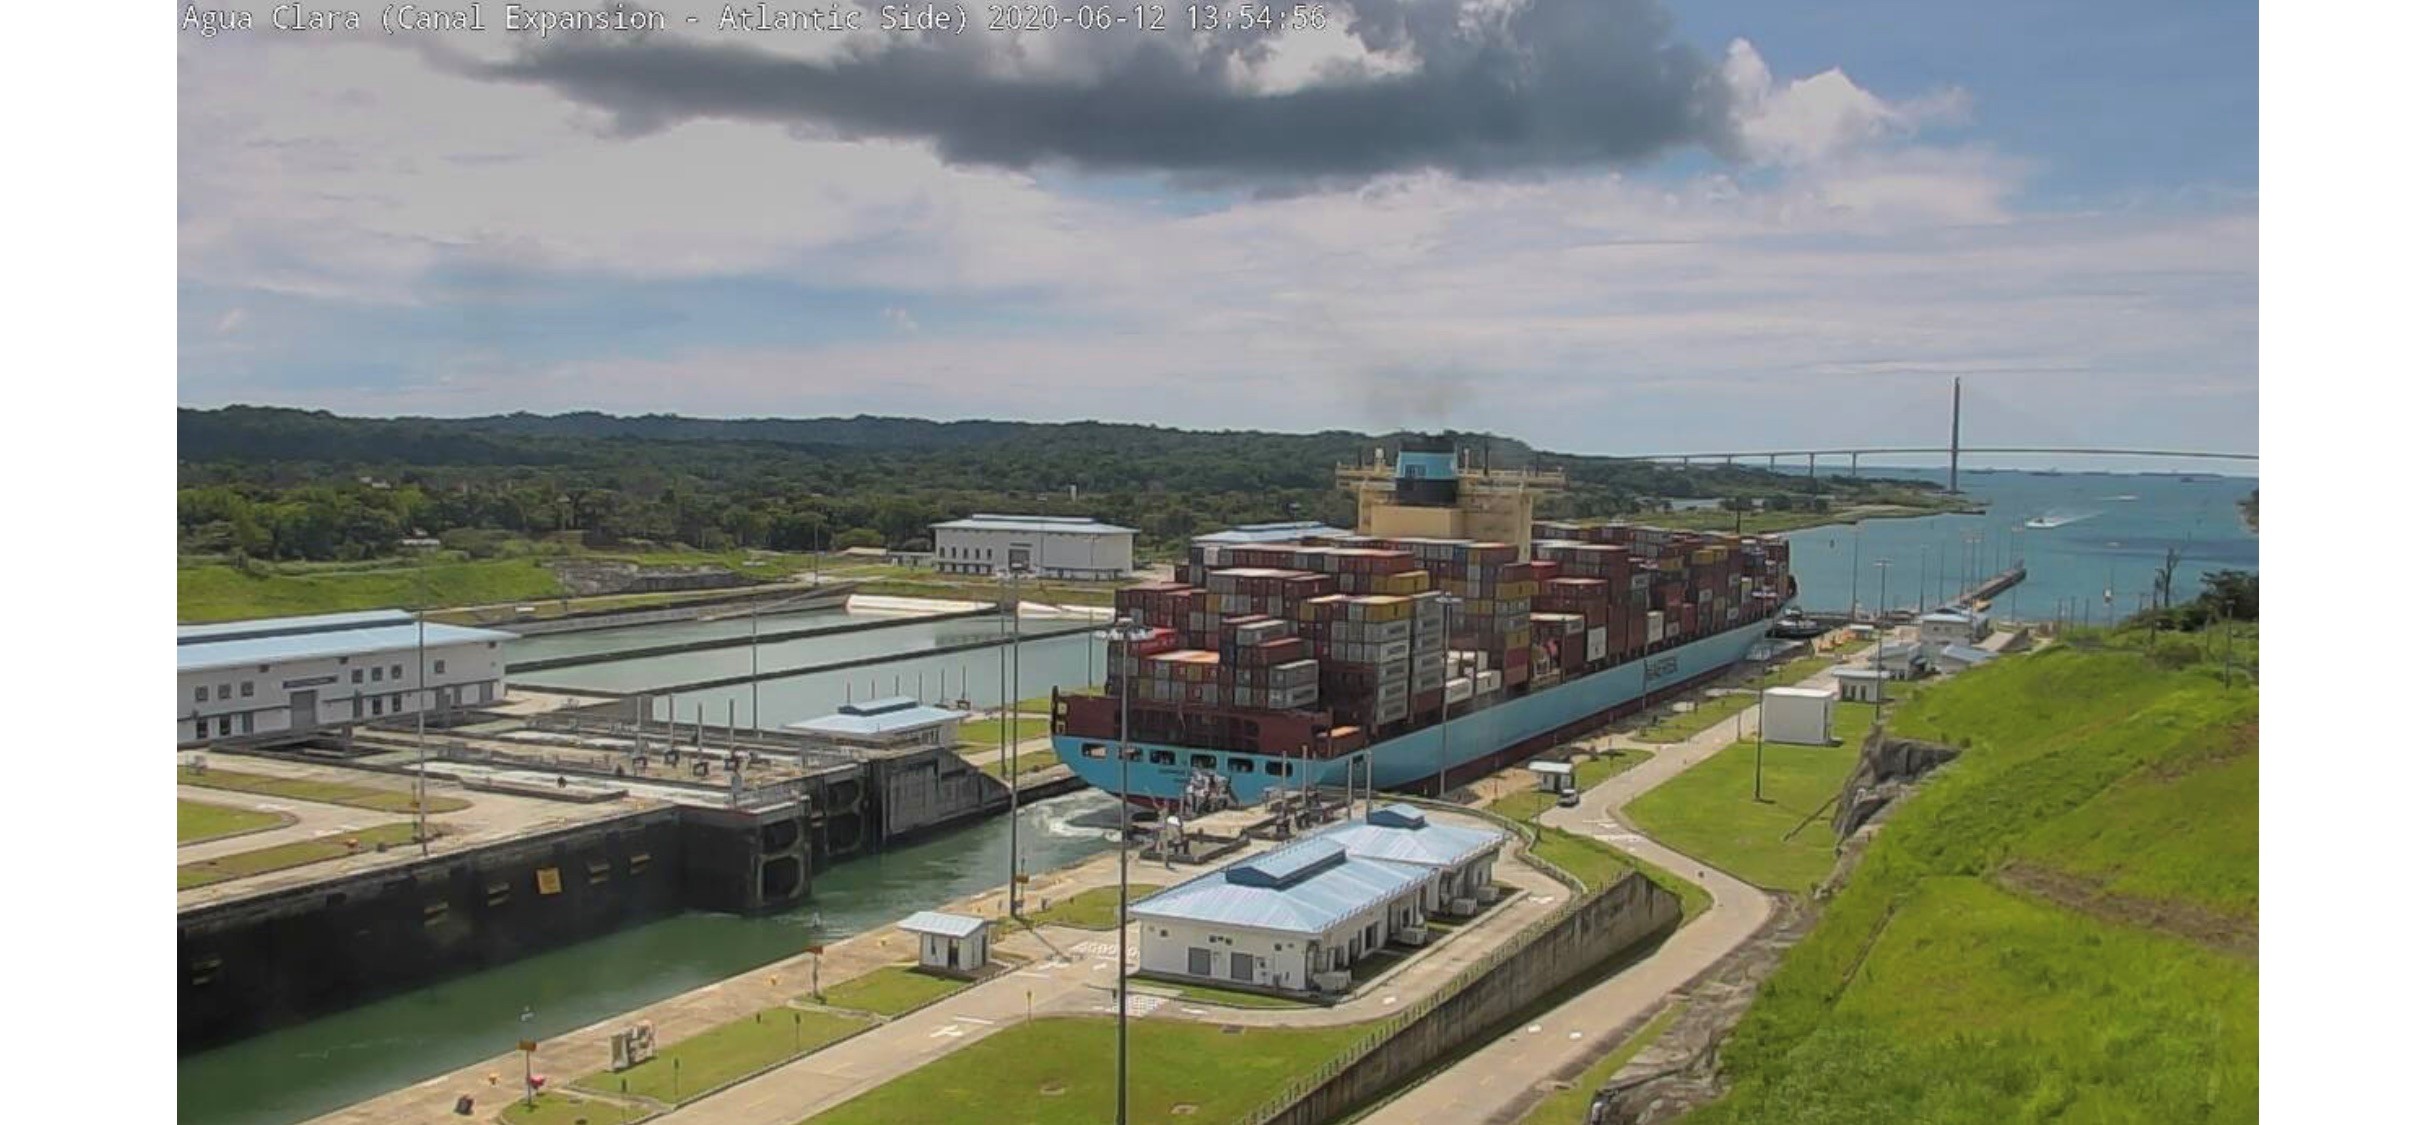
(1832, 667), (1894, 680)
(178, 609), (414, 644)
(177, 619), (516, 674)
(1765, 686), (1835, 700)
(787, 699), (968, 738)
(1132, 842), (1434, 936)
(1312, 810), (1503, 871)
(898, 910), (991, 939)
(932, 514), (1137, 536)
(1938, 644), (1997, 666)
(1193, 522), (1357, 545)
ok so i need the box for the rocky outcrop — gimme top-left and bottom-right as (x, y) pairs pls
(1832, 734), (1960, 839)
(1586, 897), (1808, 1125)
(547, 559), (753, 597)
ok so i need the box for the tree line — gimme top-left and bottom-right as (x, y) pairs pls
(177, 406), (1945, 563)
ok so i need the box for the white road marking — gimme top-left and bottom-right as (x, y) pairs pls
(928, 1024), (968, 1039)
(1526, 1024), (1543, 1034)
(954, 1016), (994, 1025)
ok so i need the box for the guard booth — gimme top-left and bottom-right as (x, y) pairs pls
(897, 910), (992, 976)
(1526, 760), (1575, 793)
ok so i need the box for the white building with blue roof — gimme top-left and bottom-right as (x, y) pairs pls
(1309, 804), (1504, 915)
(930, 514), (1136, 580)
(176, 609), (515, 746)
(1132, 835), (1436, 994)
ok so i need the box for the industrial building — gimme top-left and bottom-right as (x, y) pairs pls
(1830, 666), (1892, 704)
(1132, 836), (1435, 995)
(1311, 804), (1503, 914)
(785, 697), (968, 753)
(929, 514), (1137, 580)
(1935, 643), (1999, 675)
(1760, 686), (1836, 745)
(1864, 640), (1929, 680)
(177, 610), (514, 747)
(897, 910), (992, 975)
(1918, 609), (1993, 648)
(1191, 522), (1357, 551)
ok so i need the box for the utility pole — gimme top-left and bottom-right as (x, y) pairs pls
(1948, 377), (1962, 494)
(1006, 566), (1024, 919)
(415, 599), (429, 856)
(1110, 614), (1139, 1125)
(1872, 560), (1891, 726)
(749, 597), (761, 732)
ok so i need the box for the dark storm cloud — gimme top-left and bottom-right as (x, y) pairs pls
(459, 0), (1739, 182)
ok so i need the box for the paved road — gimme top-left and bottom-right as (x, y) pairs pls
(1357, 664), (1846, 1125)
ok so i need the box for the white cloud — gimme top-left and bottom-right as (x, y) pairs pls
(176, 26), (2254, 459)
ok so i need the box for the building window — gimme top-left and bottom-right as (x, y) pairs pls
(352, 669), (364, 684)
(433, 659), (447, 675)
(1264, 760), (1286, 776)
(194, 686), (207, 704)
(371, 667), (383, 683)
(217, 684), (231, 701)
(1190, 753), (1217, 770)
(371, 698), (384, 716)
(1149, 749), (1176, 765)
(391, 664), (403, 680)
(1227, 757), (1254, 774)
(217, 716), (231, 736)
(1079, 743), (1108, 759)
(194, 720), (208, 741)
(391, 693), (403, 711)
(240, 682), (254, 698)
(240, 713), (254, 734)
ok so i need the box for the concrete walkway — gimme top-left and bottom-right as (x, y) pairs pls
(1358, 662), (1848, 1125)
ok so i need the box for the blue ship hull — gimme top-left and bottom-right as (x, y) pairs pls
(1053, 618), (1779, 805)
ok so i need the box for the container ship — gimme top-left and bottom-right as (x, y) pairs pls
(1050, 438), (1796, 808)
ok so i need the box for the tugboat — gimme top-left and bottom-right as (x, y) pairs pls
(1768, 608), (1833, 641)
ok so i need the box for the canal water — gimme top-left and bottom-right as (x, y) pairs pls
(176, 790), (1120, 1125)
(504, 607), (867, 665)
(1782, 469), (2257, 625)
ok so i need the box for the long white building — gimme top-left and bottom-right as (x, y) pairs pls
(930, 514), (1136, 580)
(1131, 837), (1433, 995)
(176, 610), (516, 747)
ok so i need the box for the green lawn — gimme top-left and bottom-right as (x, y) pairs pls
(1023, 884), (1157, 930)
(1522, 1004), (1683, 1125)
(1571, 747), (1653, 789)
(177, 799), (287, 843)
(573, 1006), (869, 1105)
(986, 749), (1063, 780)
(178, 767), (470, 815)
(1625, 703), (1877, 894)
(1014, 694), (1057, 714)
(803, 1016), (1369, 1124)
(179, 558), (566, 622)
(815, 966), (970, 1018)
(496, 1091), (641, 1125)
(178, 822), (425, 888)
(1686, 640), (2259, 1123)
(960, 716), (1051, 746)
(1639, 691), (1754, 743)
(1757, 655), (1834, 689)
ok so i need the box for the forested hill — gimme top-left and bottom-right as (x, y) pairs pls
(176, 406), (1940, 562)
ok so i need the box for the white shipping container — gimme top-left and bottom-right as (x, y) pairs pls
(1586, 626), (1608, 662)
(1444, 677), (1475, 704)
(1646, 610), (1666, 636)
(1477, 670), (1503, 693)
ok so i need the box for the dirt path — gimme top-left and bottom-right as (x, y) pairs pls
(1993, 864), (2258, 958)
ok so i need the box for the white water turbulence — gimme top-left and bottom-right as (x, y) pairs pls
(2023, 509), (2100, 529)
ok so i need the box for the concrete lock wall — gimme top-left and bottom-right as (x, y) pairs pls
(1261, 872), (1685, 1125)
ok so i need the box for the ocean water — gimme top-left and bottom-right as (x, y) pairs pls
(1781, 468), (2257, 625)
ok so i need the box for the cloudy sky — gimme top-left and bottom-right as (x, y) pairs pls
(177, 0), (2257, 465)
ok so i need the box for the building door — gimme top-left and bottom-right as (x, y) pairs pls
(1229, 952), (1253, 982)
(1188, 947), (1212, 977)
(946, 940), (960, 970)
(289, 690), (317, 732)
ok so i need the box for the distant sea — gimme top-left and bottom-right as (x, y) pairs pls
(1783, 468), (2258, 625)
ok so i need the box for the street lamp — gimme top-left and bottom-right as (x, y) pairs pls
(1433, 593), (1461, 796)
(1003, 564), (1028, 919)
(1097, 613), (1155, 1125)
(518, 1005), (537, 1109)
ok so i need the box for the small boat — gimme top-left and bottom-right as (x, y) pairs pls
(2025, 516), (2067, 529)
(2109, 494), (2138, 502)
(1769, 611), (1834, 640)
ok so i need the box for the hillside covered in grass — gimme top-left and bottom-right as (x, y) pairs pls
(1684, 639), (2259, 1123)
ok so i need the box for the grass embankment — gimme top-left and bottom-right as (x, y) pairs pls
(804, 1017), (1367, 1124)
(1682, 640), (2258, 1123)
(178, 822), (425, 889)
(1021, 884), (1157, 931)
(1626, 702), (1876, 894)
(176, 799), (288, 844)
(816, 966), (970, 1018)
(176, 546), (824, 623)
(960, 716), (1052, 746)
(179, 767), (470, 815)
(1521, 1004), (1684, 1125)
(572, 1006), (869, 1106)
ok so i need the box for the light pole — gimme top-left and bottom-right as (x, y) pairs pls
(518, 1005), (536, 1109)
(1099, 614), (1154, 1125)
(1005, 564), (1026, 919)
(1872, 559), (1891, 725)
(1434, 593), (1460, 796)
(1848, 523), (1862, 620)
(415, 596), (429, 857)
(749, 596), (761, 732)
(1916, 546), (1927, 616)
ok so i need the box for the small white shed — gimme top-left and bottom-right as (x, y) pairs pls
(1830, 667), (1891, 704)
(1760, 687), (1836, 746)
(1527, 760), (1576, 793)
(898, 910), (991, 976)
